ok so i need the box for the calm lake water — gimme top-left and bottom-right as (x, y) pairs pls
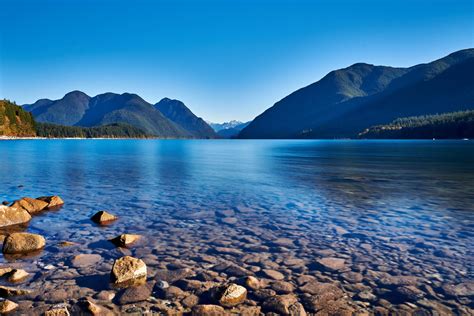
(0, 139), (473, 313)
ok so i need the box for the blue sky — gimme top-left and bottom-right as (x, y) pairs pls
(0, 0), (473, 122)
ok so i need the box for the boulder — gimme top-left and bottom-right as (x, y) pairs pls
(91, 211), (117, 224)
(2, 232), (46, 254)
(0, 205), (32, 227)
(215, 283), (247, 307)
(192, 304), (226, 316)
(37, 195), (64, 209)
(10, 197), (48, 215)
(111, 256), (147, 287)
(110, 234), (141, 247)
(0, 298), (18, 313)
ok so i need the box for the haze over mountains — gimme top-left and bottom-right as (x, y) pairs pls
(239, 48), (474, 139)
(209, 121), (251, 138)
(23, 92), (217, 138)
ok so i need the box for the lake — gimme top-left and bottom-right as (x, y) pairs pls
(0, 139), (473, 314)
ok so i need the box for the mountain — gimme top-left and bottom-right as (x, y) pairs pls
(239, 48), (474, 139)
(216, 121), (251, 138)
(0, 100), (36, 137)
(209, 120), (247, 132)
(359, 110), (474, 139)
(24, 92), (191, 138)
(155, 98), (218, 138)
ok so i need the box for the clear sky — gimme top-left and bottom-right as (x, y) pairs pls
(0, 0), (473, 122)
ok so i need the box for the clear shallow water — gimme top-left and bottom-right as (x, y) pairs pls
(0, 139), (473, 313)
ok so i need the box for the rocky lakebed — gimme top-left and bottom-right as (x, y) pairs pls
(0, 194), (472, 315)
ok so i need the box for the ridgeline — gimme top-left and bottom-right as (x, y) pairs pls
(359, 110), (474, 139)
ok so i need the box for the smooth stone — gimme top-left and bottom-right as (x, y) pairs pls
(0, 205), (32, 228)
(243, 276), (261, 290)
(7, 269), (29, 283)
(0, 298), (18, 313)
(116, 283), (152, 305)
(91, 211), (117, 224)
(95, 290), (116, 301)
(262, 294), (306, 315)
(111, 256), (147, 287)
(71, 254), (102, 268)
(262, 269), (285, 280)
(110, 234), (141, 247)
(154, 268), (194, 283)
(2, 232), (45, 254)
(271, 281), (295, 294)
(36, 195), (64, 209)
(182, 294), (200, 308)
(10, 197), (48, 215)
(215, 283), (247, 307)
(317, 257), (346, 271)
(220, 217), (238, 225)
(192, 304), (226, 316)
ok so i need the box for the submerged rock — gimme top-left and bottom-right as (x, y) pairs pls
(0, 298), (18, 313)
(71, 254), (102, 268)
(116, 283), (152, 305)
(91, 211), (117, 224)
(263, 294), (306, 315)
(0, 205), (32, 228)
(111, 256), (147, 287)
(192, 304), (226, 316)
(215, 283), (247, 307)
(10, 197), (48, 215)
(262, 269), (285, 280)
(154, 268), (194, 283)
(0, 285), (31, 296)
(2, 232), (46, 254)
(317, 257), (346, 271)
(110, 234), (141, 247)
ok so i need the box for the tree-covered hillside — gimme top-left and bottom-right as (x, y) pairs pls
(36, 123), (151, 138)
(359, 110), (474, 139)
(0, 100), (36, 137)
